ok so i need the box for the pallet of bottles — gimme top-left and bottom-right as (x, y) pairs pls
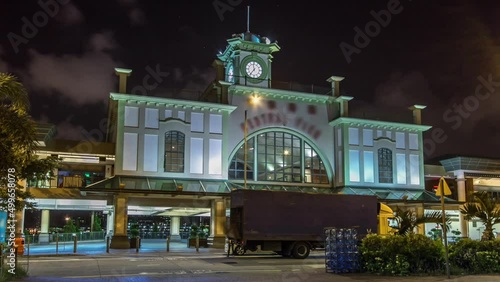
(324, 227), (359, 273)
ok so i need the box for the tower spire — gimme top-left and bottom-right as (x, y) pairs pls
(247, 6), (250, 33)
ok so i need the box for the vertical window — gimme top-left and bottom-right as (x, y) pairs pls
(191, 112), (204, 132)
(337, 128), (342, 146)
(337, 150), (343, 183)
(190, 138), (203, 174)
(164, 131), (185, 172)
(209, 114), (223, 134)
(409, 133), (418, 150)
(349, 150), (360, 182)
(177, 111), (185, 121)
(396, 132), (405, 149)
(349, 128), (359, 145)
(363, 129), (373, 146)
(396, 153), (406, 184)
(410, 155), (420, 185)
(378, 148), (393, 183)
(124, 106), (139, 127)
(165, 109), (172, 119)
(363, 151), (374, 182)
(145, 108), (159, 129)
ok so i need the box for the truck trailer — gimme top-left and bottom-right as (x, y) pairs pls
(227, 189), (384, 259)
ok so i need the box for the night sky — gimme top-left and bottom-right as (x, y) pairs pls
(1, 0), (500, 161)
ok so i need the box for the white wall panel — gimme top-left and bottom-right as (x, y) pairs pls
(363, 151), (374, 182)
(349, 150), (360, 182)
(123, 133), (138, 171)
(209, 114), (222, 134)
(143, 134), (158, 172)
(190, 138), (203, 174)
(349, 128), (359, 145)
(209, 139), (222, 175)
(410, 154), (420, 185)
(145, 108), (159, 128)
(396, 153), (406, 184)
(409, 133), (418, 150)
(124, 106), (139, 127)
(191, 112), (204, 132)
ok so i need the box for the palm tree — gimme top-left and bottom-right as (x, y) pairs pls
(392, 207), (450, 236)
(460, 191), (500, 241)
(0, 73), (36, 170)
(0, 72), (37, 211)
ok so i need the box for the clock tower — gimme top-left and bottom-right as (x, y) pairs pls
(217, 32), (280, 88)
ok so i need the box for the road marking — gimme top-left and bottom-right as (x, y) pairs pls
(136, 264), (161, 267)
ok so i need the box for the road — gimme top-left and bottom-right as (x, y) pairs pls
(14, 250), (500, 282)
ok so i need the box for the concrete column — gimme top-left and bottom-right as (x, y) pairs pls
(455, 170), (469, 238)
(110, 195), (129, 249)
(39, 210), (50, 243)
(105, 165), (113, 178)
(170, 216), (181, 242)
(209, 199), (226, 248)
(415, 205), (425, 235)
(106, 210), (114, 237)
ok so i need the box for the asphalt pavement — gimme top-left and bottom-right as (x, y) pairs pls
(11, 240), (500, 282)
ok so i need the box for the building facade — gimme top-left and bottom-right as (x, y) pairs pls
(22, 30), (500, 247)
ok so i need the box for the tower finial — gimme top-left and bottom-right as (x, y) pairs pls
(247, 6), (250, 33)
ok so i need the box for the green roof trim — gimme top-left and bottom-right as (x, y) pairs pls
(229, 85), (336, 104)
(110, 93), (238, 112)
(329, 117), (432, 131)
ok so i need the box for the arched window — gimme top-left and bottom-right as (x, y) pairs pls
(229, 131), (328, 184)
(378, 148), (393, 183)
(164, 131), (185, 172)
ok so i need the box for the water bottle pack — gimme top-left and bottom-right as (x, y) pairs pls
(324, 227), (359, 273)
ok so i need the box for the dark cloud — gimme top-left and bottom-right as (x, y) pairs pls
(55, 2), (85, 26)
(22, 32), (121, 104)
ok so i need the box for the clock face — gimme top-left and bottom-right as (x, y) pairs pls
(227, 65), (234, 82)
(245, 61), (263, 78)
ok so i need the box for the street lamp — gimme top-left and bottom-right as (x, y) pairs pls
(244, 94), (261, 189)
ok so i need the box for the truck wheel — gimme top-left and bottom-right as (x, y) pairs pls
(234, 245), (246, 256)
(291, 242), (310, 259)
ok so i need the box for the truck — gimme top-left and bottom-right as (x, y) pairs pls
(226, 189), (391, 259)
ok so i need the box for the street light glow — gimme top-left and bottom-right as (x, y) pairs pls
(249, 94), (261, 106)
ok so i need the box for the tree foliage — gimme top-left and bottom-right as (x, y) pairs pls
(392, 207), (450, 236)
(460, 191), (500, 241)
(0, 73), (59, 212)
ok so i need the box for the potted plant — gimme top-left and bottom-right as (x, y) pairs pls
(188, 224), (209, 248)
(129, 221), (141, 248)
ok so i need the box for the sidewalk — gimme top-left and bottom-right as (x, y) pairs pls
(21, 239), (227, 257)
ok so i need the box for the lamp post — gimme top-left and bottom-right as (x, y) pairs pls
(243, 95), (260, 190)
(244, 109), (248, 189)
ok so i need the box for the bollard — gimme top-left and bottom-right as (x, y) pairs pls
(195, 235), (199, 252)
(135, 236), (140, 253)
(55, 233), (59, 254)
(27, 235), (30, 256)
(166, 235), (170, 252)
(106, 236), (110, 253)
(73, 235), (77, 253)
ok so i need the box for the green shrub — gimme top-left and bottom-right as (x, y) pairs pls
(359, 234), (444, 275)
(449, 239), (500, 273)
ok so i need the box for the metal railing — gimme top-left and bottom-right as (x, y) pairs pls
(24, 231), (106, 244)
(228, 76), (333, 95)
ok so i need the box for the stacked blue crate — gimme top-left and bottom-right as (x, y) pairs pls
(324, 227), (359, 273)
